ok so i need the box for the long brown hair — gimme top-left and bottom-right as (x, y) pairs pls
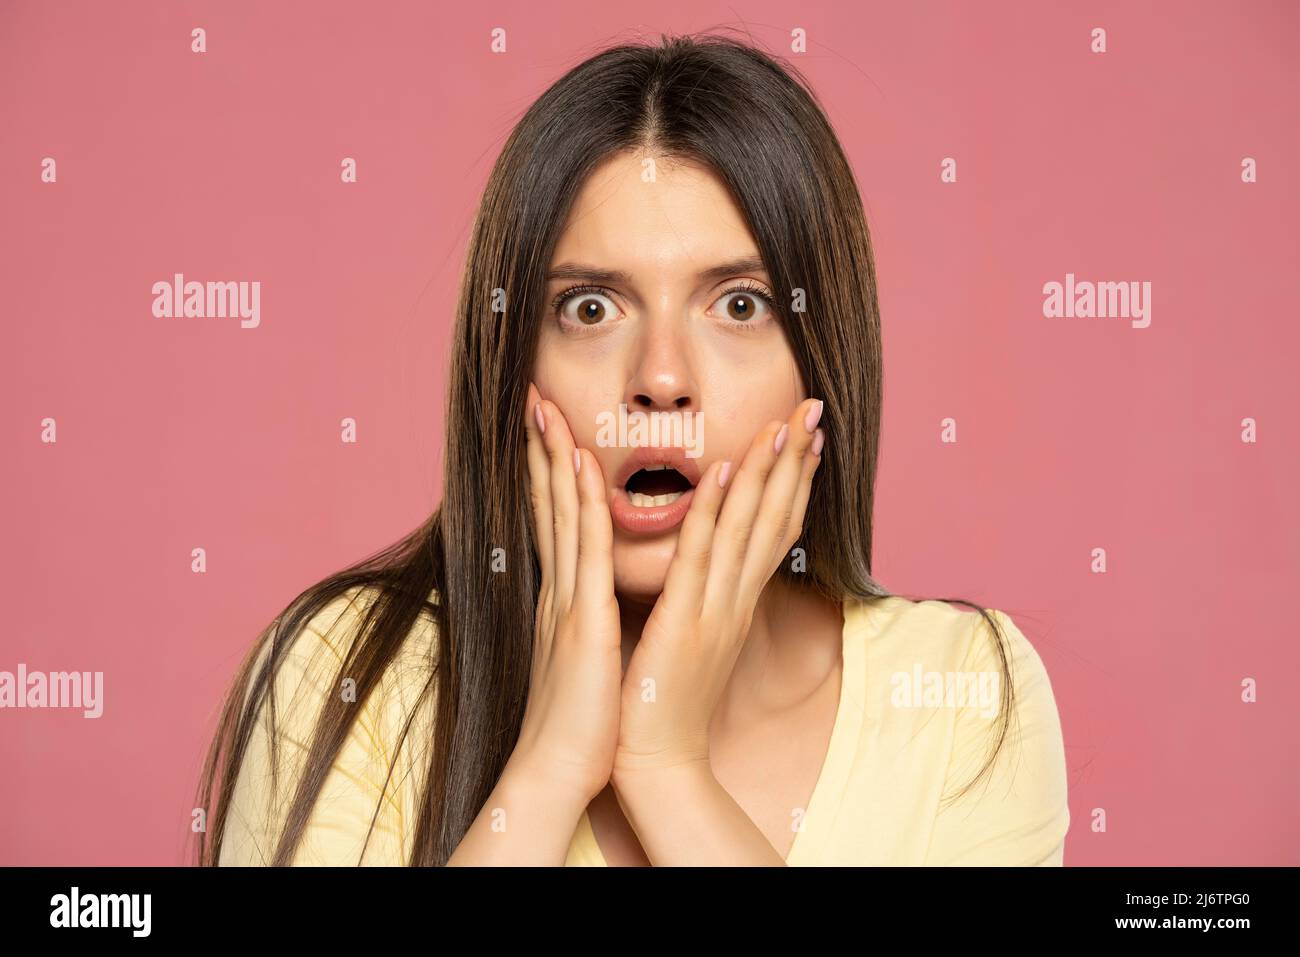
(194, 30), (1016, 867)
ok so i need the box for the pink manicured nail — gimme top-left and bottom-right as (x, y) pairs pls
(811, 428), (825, 456)
(534, 403), (546, 434)
(573, 449), (582, 474)
(717, 461), (733, 487)
(805, 400), (824, 433)
(774, 424), (789, 454)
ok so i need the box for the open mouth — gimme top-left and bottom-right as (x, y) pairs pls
(623, 464), (695, 508)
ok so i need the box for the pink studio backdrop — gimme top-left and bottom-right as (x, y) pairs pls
(2, 0), (1297, 866)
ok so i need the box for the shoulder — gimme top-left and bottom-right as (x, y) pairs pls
(221, 584), (441, 866)
(846, 595), (1054, 700)
(246, 584), (440, 720)
(850, 595), (1063, 740)
(845, 595), (1069, 864)
(295, 583), (439, 662)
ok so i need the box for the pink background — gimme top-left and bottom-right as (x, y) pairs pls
(2, 0), (1297, 865)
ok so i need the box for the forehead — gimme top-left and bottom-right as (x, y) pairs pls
(550, 151), (759, 274)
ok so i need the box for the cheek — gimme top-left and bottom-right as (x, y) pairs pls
(698, 351), (803, 461)
(532, 347), (619, 450)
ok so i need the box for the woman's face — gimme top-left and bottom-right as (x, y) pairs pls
(532, 150), (805, 603)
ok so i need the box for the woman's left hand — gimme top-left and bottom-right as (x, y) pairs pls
(613, 397), (826, 779)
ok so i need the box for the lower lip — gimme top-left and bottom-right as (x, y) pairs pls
(610, 486), (696, 535)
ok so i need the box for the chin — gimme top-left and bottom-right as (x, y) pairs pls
(612, 536), (677, 605)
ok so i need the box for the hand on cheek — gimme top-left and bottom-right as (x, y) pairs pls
(509, 382), (623, 804)
(612, 397), (826, 779)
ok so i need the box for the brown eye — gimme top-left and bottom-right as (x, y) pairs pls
(726, 294), (759, 321)
(552, 287), (619, 329)
(712, 285), (774, 326)
(573, 296), (607, 325)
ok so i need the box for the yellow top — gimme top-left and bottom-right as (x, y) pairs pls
(218, 586), (1070, 866)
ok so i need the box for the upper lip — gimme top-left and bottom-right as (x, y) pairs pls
(613, 446), (703, 491)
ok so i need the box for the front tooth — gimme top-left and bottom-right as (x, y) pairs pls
(644, 464), (668, 471)
(628, 490), (684, 508)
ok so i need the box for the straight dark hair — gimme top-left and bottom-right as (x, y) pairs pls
(194, 30), (1017, 867)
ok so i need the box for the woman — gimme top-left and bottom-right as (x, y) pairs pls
(197, 32), (1069, 866)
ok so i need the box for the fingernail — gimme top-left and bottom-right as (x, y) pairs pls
(534, 403), (546, 434)
(774, 424), (789, 455)
(573, 449), (582, 474)
(717, 461), (733, 488)
(805, 399), (824, 433)
(811, 428), (825, 456)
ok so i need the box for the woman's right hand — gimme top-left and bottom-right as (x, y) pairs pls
(506, 382), (623, 805)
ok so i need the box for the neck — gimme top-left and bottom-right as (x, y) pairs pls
(615, 576), (844, 715)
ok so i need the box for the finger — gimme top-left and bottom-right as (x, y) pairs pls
(738, 398), (824, 597)
(538, 398), (580, 614)
(660, 459), (732, 619)
(572, 446), (616, 615)
(525, 384), (556, 662)
(525, 386), (554, 582)
(779, 427), (824, 559)
(702, 418), (787, 611)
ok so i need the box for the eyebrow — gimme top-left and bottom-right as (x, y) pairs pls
(545, 255), (769, 285)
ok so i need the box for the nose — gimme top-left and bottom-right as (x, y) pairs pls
(625, 315), (697, 413)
